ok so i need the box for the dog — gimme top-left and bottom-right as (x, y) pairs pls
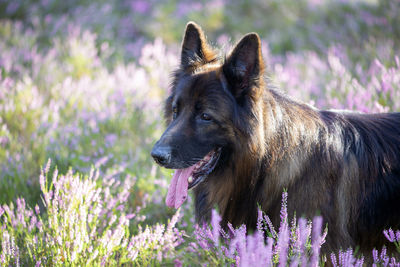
(151, 22), (400, 255)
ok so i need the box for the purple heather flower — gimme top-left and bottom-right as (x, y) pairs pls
(5, 2), (19, 14)
(331, 253), (338, 267)
(265, 237), (274, 266)
(227, 222), (235, 236)
(174, 259), (182, 267)
(126, 213), (136, 220)
(257, 209), (263, 232)
(310, 216), (323, 266)
(264, 214), (277, 238)
(28, 216), (37, 232)
(380, 247), (390, 266)
(372, 248), (379, 264)
(384, 229), (395, 242)
(211, 209), (221, 246)
(277, 224), (289, 267)
(44, 159), (51, 174)
(130, 0), (150, 14)
(39, 172), (45, 190)
(280, 191), (288, 226)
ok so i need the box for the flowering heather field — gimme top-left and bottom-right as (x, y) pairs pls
(1, 0), (400, 266)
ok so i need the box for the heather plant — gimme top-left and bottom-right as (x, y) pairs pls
(0, 161), (399, 266)
(369, 229), (400, 266)
(270, 50), (400, 113)
(0, 160), (184, 266)
(183, 192), (328, 266)
(1, 0), (400, 265)
(371, 246), (399, 267)
(330, 249), (364, 267)
(383, 229), (400, 251)
(0, 21), (177, 207)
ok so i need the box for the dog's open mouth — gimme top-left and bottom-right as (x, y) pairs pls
(166, 148), (221, 209)
(189, 148), (221, 189)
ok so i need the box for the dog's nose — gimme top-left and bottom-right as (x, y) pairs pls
(151, 145), (172, 166)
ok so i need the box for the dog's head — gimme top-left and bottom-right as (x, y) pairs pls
(151, 22), (265, 208)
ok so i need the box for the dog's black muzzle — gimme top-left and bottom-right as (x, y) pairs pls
(151, 143), (172, 167)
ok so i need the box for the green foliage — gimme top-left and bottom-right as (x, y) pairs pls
(0, 0), (399, 265)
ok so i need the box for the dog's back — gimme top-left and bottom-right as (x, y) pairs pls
(249, 91), (400, 254)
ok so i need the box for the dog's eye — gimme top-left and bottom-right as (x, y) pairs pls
(200, 113), (212, 121)
(172, 107), (178, 119)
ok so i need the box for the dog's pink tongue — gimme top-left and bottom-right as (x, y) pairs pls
(166, 165), (196, 209)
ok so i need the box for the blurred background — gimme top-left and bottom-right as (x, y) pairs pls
(0, 0), (399, 264)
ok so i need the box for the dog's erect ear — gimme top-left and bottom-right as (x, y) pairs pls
(222, 33), (264, 100)
(181, 22), (216, 70)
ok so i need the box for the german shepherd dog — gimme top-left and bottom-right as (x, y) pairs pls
(151, 22), (400, 255)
